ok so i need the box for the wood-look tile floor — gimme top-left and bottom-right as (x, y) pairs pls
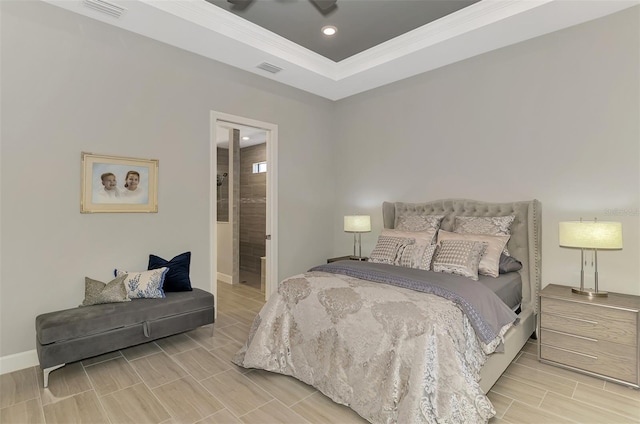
(239, 271), (261, 292)
(2, 282), (639, 423)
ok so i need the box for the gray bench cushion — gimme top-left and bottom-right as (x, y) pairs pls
(36, 288), (213, 345)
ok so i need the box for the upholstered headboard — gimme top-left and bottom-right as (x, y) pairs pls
(382, 199), (542, 314)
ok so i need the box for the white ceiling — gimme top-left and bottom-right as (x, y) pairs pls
(45, 0), (639, 101)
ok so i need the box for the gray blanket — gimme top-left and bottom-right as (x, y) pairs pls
(310, 261), (518, 352)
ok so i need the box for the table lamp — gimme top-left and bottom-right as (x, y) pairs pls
(344, 215), (371, 259)
(559, 219), (623, 297)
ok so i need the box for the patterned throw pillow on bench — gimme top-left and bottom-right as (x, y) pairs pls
(114, 267), (168, 299)
(81, 274), (130, 306)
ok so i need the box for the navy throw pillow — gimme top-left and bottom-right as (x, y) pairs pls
(148, 251), (192, 292)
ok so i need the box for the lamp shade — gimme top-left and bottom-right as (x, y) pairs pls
(344, 215), (371, 233)
(559, 221), (623, 249)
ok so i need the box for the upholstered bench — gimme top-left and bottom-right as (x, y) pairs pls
(35, 288), (214, 387)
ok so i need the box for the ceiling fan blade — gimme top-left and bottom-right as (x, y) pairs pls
(310, 0), (337, 14)
(227, 0), (253, 11)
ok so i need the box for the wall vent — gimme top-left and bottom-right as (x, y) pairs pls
(257, 62), (283, 74)
(83, 0), (127, 18)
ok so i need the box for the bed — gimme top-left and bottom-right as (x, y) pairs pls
(234, 198), (541, 423)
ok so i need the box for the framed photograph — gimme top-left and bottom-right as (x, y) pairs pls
(81, 152), (159, 213)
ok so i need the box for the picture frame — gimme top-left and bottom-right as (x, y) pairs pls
(81, 152), (159, 213)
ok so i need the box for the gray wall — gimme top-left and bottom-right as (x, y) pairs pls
(0, 1), (336, 357)
(332, 7), (640, 296)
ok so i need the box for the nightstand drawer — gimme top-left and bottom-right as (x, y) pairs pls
(540, 338), (637, 383)
(541, 298), (637, 346)
(541, 329), (636, 365)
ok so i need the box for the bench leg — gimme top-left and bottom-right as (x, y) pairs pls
(43, 364), (65, 388)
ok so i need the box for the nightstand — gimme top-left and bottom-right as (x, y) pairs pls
(539, 284), (640, 388)
(327, 256), (368, 263)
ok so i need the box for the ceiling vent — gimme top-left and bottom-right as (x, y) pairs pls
(83, 0), (127, 18)
(257, 62), (283, 74)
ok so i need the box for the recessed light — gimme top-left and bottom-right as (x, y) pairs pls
(321, 25), (337, 36)
(242, 136), (250, 140)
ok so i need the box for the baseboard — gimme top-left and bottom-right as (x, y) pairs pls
(0, 350), (39, 375)
(217, 272), (232, 284)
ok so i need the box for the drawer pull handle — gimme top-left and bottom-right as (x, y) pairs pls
(546, 345), (598, 360)
(544, 328), (598, 343)
(549, 313), (598, 325)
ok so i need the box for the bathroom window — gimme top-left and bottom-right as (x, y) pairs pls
(252, 161), (267, 174)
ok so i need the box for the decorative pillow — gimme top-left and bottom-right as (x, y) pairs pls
(499, 253), (523, 274)
(437, 230), (510, 278)
(398, 242), (437, 270)
(381, 228), (437, 244)
(432, 239), (487, 281)
(395, 214), (445, 233)
(81, 274), (130, 306)
(369, 236), (415, 265)
(114, 267), (168, 299)
(148, 251), (192, 292)
(453, 215), (515, 255)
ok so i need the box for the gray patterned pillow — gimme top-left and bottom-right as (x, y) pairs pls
(453, 215), (515, 255)
(395, 214), (444, 233)
(398, 242), (437, 270)
(81, 274), (130, 306)
(432, 239), (487, 281)
(369, 236), (415, 265)
(437, 230), (510, 278)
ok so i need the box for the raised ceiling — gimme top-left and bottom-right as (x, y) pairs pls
(45, 0), (639, 100)
(205, 0), (480, 62)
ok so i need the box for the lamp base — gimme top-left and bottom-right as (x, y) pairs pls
(348, 256), (368, 261)
(571, 287), (608, 297)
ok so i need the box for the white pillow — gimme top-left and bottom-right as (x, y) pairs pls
(114, 267), (168, 299)
(437, 230), (510, 278)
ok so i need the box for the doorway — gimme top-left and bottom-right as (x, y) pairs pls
(210, 112), (278, 310)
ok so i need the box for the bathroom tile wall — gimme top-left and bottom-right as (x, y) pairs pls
(239, 143), (266, 275)
(216, 147), (229, 222)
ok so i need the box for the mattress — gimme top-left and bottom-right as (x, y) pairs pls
(478, 272), (522, 310)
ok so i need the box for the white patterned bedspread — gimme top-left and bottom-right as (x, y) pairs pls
(233, 271), (499, 423)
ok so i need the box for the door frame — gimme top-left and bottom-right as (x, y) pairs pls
(210, 111), (278, 308)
